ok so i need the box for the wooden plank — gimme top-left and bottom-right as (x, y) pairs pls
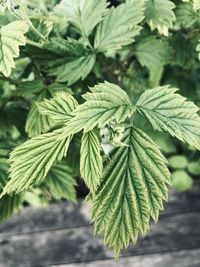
(0, 181), (200, 235)
(61, 248), (200, 267)
(0, 212), (199, 267)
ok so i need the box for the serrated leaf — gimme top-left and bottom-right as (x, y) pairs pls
(145, 0), (175, 36)
(91, 126), (170, 257)
(1, 127), (73, 196)
(44, 38), (95, 85)
(0, 194), (23, 222)
(46, 161), (77, 202)
(16, 80), (43, 97)
(26, 102), (53, 137)
(80, 129), (103, 194)
(175, 2), (200, 28)
(94, 0), (145, 52)
(37, 93), (78, 124)
(0, 20), (28, 77)
(66, 82), (134, 134)
(54, 0), (108, 37)
(134, 35), (172, 85)
(136, 86), (200, 150)
(183, 0), (200, 10)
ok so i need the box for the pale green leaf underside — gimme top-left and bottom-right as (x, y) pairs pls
(65, 81), (134, 135)
(46, 161), (77, 202)
(91, 126), (170, 257)
(94, 0), (145, 52)
(0, 20), (28, 77)
(1, 127), (72, 196)
(80, 129), (103, 194)
(136, 86), (200, 150)
(37, 93), (78, 124)
(54, 0), (108, 37)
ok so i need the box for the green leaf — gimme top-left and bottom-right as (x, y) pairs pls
(168, 155), (188, 169)
(94, 0), (145, 52)
(91, 126), (170, 257)
(44, 38), (95, 85)
(37, 92), (78, 124)
(0, 194), (23, 222)
(175, 2), (200, 28)
(187, 161), (200, 175)
(54, 0), (108, 37)
(0, 20), (28, 77)
(26, 102), (53, 137)
(66, 82), (134, 134)
(171, 170), (193, 192)
(0, 158), (23, 222)
(0, 127), (73, 196)
(183, 0), (200, 11)
(80, 129), (103, 194)
(136, 86), (200, 150)
(16, 80), (43, 97)
(46, 161), (77, 202)
(145, 0), (175, 36)
(134, 35), (172, 85)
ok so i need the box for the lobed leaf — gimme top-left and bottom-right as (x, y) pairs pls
(145, 0), (176, 36)
(0, 21), (28, 77)
(94, 0), (145, 52)
(136, 86), (200, 150)
(91, 126), (170, 257)
(44, 38), (96, 85)
(54, 0), (108, 37)
(65, 82), (135, 134)
(37, 93), (78, 124)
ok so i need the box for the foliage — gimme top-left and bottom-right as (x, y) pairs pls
(1, 0), (200, 258)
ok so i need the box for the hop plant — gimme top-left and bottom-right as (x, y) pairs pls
(1, 0), (200, 258)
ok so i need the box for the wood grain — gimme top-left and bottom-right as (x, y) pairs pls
(0, 212), (199, 267)
(0, 181), (200, 235)
(61, 248), (200, 267)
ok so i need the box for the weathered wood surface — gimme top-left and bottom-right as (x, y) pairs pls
(0, 181), (200, 235)
(62, 248), (200, 267)
(0, 182), (199, 267)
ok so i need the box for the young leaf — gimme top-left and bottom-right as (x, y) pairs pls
(54, 0), (108, 37)
(46, 161), (77, 202)
(0, 20), (28, 77)
(145, 0), (175, 36)
(80, 129), (103, 194)
(66, 82), (135, 134)
(94, 0), (145, 52)
(136, 86), (200, 150)
(37, 93), (78, 124)
(91, 126), (170, 257)
(1, 127), (73, 196)
(44, 38), (96, 85)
